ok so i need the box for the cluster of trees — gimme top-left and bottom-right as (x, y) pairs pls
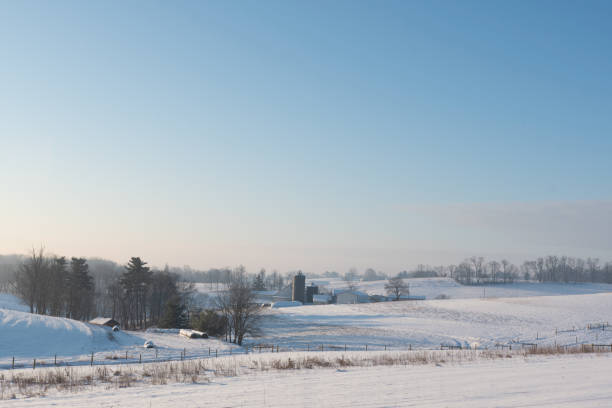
(519, 256), (611, 284)
(2, 252), (261, 345)
(178, 267), (286, 292)
(6, 250), (192, 329)
(13, 249), (95, 318)
(450, 257), (519, 285)
(411, 256), (612, 285)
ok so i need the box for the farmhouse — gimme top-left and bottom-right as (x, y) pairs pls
(89, 317), (120, 327)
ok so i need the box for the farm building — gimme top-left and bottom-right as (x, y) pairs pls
(89, 317), (120, 327)
(335, 290), (369, 304)
(313, 294), (331, 304)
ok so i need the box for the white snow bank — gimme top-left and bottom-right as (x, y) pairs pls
(0, 309), (140, 360)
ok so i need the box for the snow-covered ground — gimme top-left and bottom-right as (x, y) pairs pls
(3, 353), (611, 407)
(2, 280), (612, 369)
(0, 293), (29, 312)
(309, 277), (612, 300)
(0, 308), (240, 369)
(257, 293), (612, 350)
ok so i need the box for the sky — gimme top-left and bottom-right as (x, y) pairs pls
(1, 1), (611, 273)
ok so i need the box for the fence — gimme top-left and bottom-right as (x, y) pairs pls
(3, 319), (612, 371)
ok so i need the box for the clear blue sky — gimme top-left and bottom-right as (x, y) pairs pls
(1, 1), (611, 272)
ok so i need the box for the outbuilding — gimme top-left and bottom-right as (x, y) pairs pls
(89, 317), (120, 328)
(335, 291), (369, 304)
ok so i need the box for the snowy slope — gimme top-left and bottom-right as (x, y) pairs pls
(0, 308), (140, 360)
(258, 293), (612, 350)
(0, 293), (29, 312)
(0, 308), (242, 367)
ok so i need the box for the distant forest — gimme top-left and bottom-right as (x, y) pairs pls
(1, 251), (611, 328)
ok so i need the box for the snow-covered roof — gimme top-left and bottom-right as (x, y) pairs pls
(332, 289), (369, 298)
(89, 317), (119, 326)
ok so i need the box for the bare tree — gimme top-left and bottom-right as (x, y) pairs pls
(385, 276), (409, 300)
(216, 266), (261, 345)
(344, 268), (359, 292)
(15, 248), (48, 314)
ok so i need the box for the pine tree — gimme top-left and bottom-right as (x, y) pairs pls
(68, 258), (94, 320)
(120, 257), (153, 329)
(159, 296), (188, 329)
(253, 269), (266, 291)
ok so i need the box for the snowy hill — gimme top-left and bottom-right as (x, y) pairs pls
(0, 306), (241, 367)
(0, 308), (140, 360)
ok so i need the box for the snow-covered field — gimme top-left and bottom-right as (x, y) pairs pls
(308, 277), (612, 300)
(258, 292), (612, 350)
(3, 353), (611, 407)
(2, 281), (612, 369)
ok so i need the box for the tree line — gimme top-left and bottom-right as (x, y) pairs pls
(2, 251), (261, 345)
(412, 256), (612, 285)
(7, 249), (192, 329)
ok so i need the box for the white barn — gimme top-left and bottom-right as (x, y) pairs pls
(335, 291), (369, 304)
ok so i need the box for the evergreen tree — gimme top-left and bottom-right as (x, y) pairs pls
(49, 256), (68, 316)
(253, 269), (266, 291)
(159, 296), (188, 328)
(68, 258), (94, 320)
(120, 257), (153, 328)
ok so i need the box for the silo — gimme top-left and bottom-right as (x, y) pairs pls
(292, 272), (306, 303)
(306, 285), (318, 303)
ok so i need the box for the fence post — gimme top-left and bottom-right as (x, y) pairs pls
(209, 347), (211, 356)
(12, 356), (15, 369)
(385, 345), (387, 351)
(365, 344), (368, 351)
(33, 358), (36, 370)
(54, 354), (57, 366)
(409, 344), (412, 351)
(91, 352), (94, 366)
(139, 354), (142, 364)
(215, 349), (218, 358)
(125, 351), (128, 360)
(155, 349), (158, 360)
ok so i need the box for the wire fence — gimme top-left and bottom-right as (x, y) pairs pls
(3, 321), (611, 371)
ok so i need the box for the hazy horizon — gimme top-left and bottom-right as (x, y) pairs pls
(2, 1), (611, 274)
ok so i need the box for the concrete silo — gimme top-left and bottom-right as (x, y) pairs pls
(292, 272), (306, 303)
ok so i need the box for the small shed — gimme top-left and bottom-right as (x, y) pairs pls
(89, 317), (120, 327)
